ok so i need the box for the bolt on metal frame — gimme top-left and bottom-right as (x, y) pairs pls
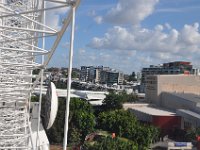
(0, 0), (80, 149)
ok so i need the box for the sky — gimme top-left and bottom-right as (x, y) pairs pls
(47, 0), (200, 74)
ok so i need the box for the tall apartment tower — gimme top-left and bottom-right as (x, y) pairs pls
(80, 66), (104, 83)
(100, 69), (124, 85)
(141, 61), (194, 92)
(80, 66), (91, 82)
(80, 66), (124, 84)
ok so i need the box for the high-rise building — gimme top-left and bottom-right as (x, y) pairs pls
(88, 66), (104, 83)
(80, 66), (91, 82)
(80, 66), (124, 84)
(100, 69), (124, 85)
(141, 61), (194, 92)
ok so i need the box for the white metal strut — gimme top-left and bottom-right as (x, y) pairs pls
(0, 0), (80, 149)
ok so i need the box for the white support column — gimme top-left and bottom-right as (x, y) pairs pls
(63, 6), (76, 150)
(0, 0), (80, 148)
(36, 0), (46, 149)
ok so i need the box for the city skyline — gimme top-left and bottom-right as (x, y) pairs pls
(46, 0), (200, 74)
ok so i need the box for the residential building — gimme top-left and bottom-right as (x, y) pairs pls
(193, 68), (200, 75)
(100, 69), (124, 85)
(80, 66), (103, 83)
(141, 61), (194, 92)
(80, 66), (124, 84)
(80, 66), (91, 82)
(88, 66), (104, 83)
(136, 72), (141, 81)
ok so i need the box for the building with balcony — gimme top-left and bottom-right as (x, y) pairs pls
(100, 69), (124, 85)
(80, 66), (124, 85)
(80, 66), (91, 82)
(141, 61), (194, 92)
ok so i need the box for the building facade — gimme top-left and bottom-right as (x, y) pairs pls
(100, 69), (124, 85)
(80, 66), (124, 84)
(141, 61), (194, 92)
(80, 66), (91, 82)
(146, 75), (200, 105)
(145, 75), (200, 129)
(124, 104), (181, 136)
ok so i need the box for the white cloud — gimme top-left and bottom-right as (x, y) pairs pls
(79, 48), (86, 54)
(165, 23), (171, 30)
(180, 23), (200, 45)
(46, 2), (69, 29)
(156, 6), (200, 13)
(155, 24), (164, 31)
(88, 23), (200, 64)
(89, 26), (135, 50)
(80, 0), (200, 73)
(103, 0), (159, 25)
(88, 10), (96, 17)
(94, 16), (103, 24)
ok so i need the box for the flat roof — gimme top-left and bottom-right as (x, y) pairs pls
(147, 74), (196, 77)
(166, 92), (200, 103)
(86, 93), (106, 100)
(177, 109), (200, 120)
(125, 103), (177, 116)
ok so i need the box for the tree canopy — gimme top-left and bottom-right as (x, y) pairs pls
(186, 127), (200, 141)
(102, 91), (138, 111)
(97, 109), (159, 149)
(69, 98), (96, 140)
(45, 92), (158, 149)
(82, 136), (138, 150)
(47, 98), (95, 145)
(102, 92), (123, 110)
(128, 71), (137, 81)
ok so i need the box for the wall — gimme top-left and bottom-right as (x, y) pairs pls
(128, 109), (152, 123)
(158, 75), (200, 95)
(152, 116), (181, 136)
(160, 93), (196, 111)
(146, 75), (200, 106)
(145, 76), (159, 105)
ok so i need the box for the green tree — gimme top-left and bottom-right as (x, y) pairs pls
(69, 98), (96, 140)
(68, 127), (81, 145)
(120, 90), (138, 102)
(102, 92), (123, 110)
(72, 71), (79, 78)
(33, 69), (40, 75)
(31, 95), (39, 102)
(102, 92), (138, 111)
(97, 109), (159, 149)
(47, 98), (95, 145)
(186, 127), (200, 141)
(128, 72), (137, 81)
(54, 80), (67, 89)
(97, 110), (137, 137)
(82, 136), (138, 150)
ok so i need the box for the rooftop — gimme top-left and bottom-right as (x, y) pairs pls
(177, 109), (200, 120)
(123, 103), (177, 116)
(167, 92), (200, 104)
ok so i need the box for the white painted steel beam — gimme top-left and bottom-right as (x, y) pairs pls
(0, 0), (80, 149)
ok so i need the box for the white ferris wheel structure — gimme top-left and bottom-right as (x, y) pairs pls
(0, 0), (80, 149)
